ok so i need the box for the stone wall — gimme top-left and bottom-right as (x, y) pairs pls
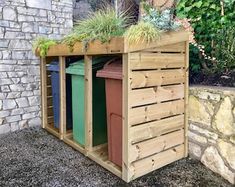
(0, 0), (73, 134)
(189, 86), (235, 184)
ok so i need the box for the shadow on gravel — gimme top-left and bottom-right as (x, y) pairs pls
(0, 127), (232, 187)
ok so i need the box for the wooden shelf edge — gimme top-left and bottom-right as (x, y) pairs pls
(88, 146), (122, 178)
(44, 126), (60, 139)
(63, 136), (86, 155)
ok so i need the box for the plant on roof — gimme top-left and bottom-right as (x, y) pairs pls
(32, 37), (57, 58)
(125, 21), (161, 44)
(62, 7), (128, 51)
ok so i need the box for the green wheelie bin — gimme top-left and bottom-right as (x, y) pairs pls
(66, 57), (111, 146)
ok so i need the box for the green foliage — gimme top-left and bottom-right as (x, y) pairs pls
(62, 8), (128, 51)
(214, 26), (235, 72)
(176, 0), (235, 74)
(143, 8), (181, 31)
(125, 21), (160, 44)
(32, 37), (57, 57)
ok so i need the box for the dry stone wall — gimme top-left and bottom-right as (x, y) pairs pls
(189, 86), (235, 184)
(0, 0), (73, 134)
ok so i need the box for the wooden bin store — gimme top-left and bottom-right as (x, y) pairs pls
(38, 30), (189, 183)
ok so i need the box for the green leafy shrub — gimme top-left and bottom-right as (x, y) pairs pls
(176, 0), (235, 74)
(125, 21), (160, 44)
(32, 37), (57, 58)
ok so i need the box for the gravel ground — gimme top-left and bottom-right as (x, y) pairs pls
(0, 127), (233, 187)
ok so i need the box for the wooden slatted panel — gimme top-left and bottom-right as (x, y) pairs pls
(130, 53), (185, 70)
(130, 129), (184, 162)
(130, 84), (184, 107)
(130, 144), (185, 180)
(129, 99), (184, 126)
(130, 114), (184, 144)
(131, 69), (185, 89)
(143, 42), (186, 53)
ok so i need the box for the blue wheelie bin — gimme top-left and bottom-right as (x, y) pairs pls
(47, 61), (73, 130)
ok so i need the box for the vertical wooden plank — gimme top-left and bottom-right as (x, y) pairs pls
(40, 57), (47, 129)
(184, 41), (189, 157)
(85, 55), (93, 155)
(122, 53), (131, 182)
(59, 56), (66, 140)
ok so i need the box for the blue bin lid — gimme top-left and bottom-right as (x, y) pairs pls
(47, 61), (59, 72)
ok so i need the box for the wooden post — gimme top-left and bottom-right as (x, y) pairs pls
(184, 41), (189, 157)
(40, 57), (47, 129)
(59, 56), (66, 140)
(122, 53), (131, 182)
(85, 55), (93, 154)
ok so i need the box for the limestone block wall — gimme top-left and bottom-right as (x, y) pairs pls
(0, 0), (73, 134)
(189, 86), (235, 184)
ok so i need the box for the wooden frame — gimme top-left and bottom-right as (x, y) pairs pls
(39, 30), (189, 183)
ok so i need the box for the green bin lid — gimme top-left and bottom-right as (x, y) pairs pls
(66, 57), (114, 76)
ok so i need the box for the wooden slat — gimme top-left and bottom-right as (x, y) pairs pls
(59, 56), (66, 140)
(122, 53), (131, 182)
(143, 42), (186, 53)
(85, 55), (92, 154)
(184, 41), (189, 157)
(127, 30), (189, 53)
(130, 84), (184, 107)
(130, 129), (184, 162)
(131, 69), (185, 89)
(40, 58), (47, 129)
(47, 96), (53, 105)
(47, 116), (54, 124)
(129, 99), (184, 126)
(130, 53), (185, 70)
(130, 115), (185, 144)
(130, 144), (185, 180)
(38, 37), (125, 57)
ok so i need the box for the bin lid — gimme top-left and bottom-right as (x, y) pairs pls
(96, 59), (122, 80)
(66, 57), (114, 76)
(47, 61), (59, 72)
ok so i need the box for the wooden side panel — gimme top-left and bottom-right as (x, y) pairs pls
(130, 53), (185, 70)
(127, 45), (187, 181)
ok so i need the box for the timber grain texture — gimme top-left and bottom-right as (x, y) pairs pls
(39, 31), (189, 183)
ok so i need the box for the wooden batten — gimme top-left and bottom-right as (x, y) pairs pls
(184, 41), (189, 157)
(84, 55), (93, 154)
(59, 56), (66, 140)
(40, 58), (47, 129)
(126, 30), (189, 53)
(42, 37), (125, 57)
